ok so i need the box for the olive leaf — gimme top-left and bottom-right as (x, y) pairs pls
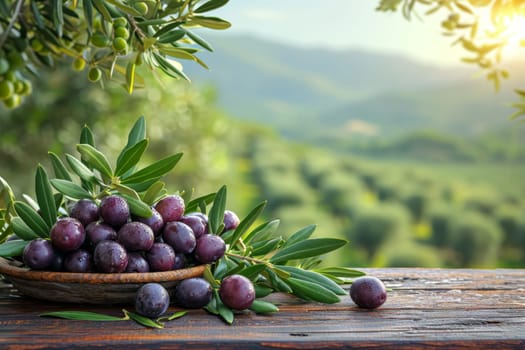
(65, 154), (99, 184)
(249, 300), (279, 314)
(0, 239), (29, 257)
(13, 201), (49, 238)
(283, 224), (316, 247)
(76, 144), (113, 179)
(285, 277), (340, 304)
(185, 192), (216, 213)
(121, 153), (182, 185)
(123, 309), (164, 328)
(208, 185), (226, 234)
(48, 152), (72, 181)
(40, 311), (125, 321)
(313, 266), (366, 278)
(276, 265), (347, 296)
(79, 124), (96, 147)
(269, 238), (347, 264)
(50, 179), (92, 200)
(35, 165), (57, 228)
(11, 217), (40, 240)
(115, 139), (148, 177)
(194, 0), (229, 14)
(227, 200), (266, 248)
(242, 219), (280, 244)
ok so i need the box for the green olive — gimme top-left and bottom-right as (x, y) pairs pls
(113, 17), (128, 28)
(114, 27), (130, 40)
(14, 80), (24, 94)
(88, 67), (102, 82)
(3, 94), (21, 108)
(134, 2), (149, 16)
(30, 38), (44, 52)
(20, 80), (32, 96)
(72, 57), (86, 71)
(0, 58), (10, 75)
(91, 32), (110, 48)
(0, 80), (15, 100)
(112, 37), (128, 53)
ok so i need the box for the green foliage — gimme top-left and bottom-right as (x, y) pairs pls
(428, 203), (456, 248)
(380, 241), (442, 267)
(450, 210), (503, 267)
(0, 0), (231, 109)
(348, 203), (411, 259)
(376, 0), (525, 118)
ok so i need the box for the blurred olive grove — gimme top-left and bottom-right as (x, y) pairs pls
(2, 64), (525, 269)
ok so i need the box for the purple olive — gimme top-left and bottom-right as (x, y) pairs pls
(117, 222), (154, 252)
(22, 238), (55, 270)
(193, 234), (226, 264)
(154, 195), (185, 222)
(350, 276), (387, 309)
(219, 274), (255, 310)
(70, 199), (99, 227)
(135, 283), (170, 318)
(93, 240), (128, 273)
(175, 278), (212, 308)
(146, 243), (175, 272)
(50, 217), (85, 252)
(99, 195), (130, 228)
(223, 210), (240, 232)
(162, 221), (196, 254)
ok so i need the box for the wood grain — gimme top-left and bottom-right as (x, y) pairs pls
(1, 268), (524, 349)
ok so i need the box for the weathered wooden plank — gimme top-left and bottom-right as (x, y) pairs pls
(0, 268), (524, 349)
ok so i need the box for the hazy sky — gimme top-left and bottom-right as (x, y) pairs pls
(213, 1), (464, 67)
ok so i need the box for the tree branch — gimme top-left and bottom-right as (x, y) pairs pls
(0, 0), (25, 50)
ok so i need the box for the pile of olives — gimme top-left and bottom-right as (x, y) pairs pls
(0, 55), (32, 109)
(18, 193), (258, 317)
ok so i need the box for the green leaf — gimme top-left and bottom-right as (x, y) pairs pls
(153, 21), (184, 37)
(194, 0), (229, 13)
(0, 240), (29, 257)
(141, 181), (166, 206)
(157, 311), (187, 322)
(269, 238), (347, 264)
(51, 0), (64, 37)
(115, 139), (148, 177)
(76, 144), (113, 179)
(242, 219), (280, 244)
(66, 154), (98, 184)
(125, 62), (136, 94)
(228, 201), (266, 248)
(254, 284), (273, 298)
(185, 192), (215, 213)
(92, 0), (113, 21)
(105, 0), (141, 16)
(277, 265), (347, 296)
(251, 237), (282, 257)
(123, 310), (164, 328)
(285, 277), (340, 304)
(48, 152), (72, 181)
(11, 217), (40, 240)
(265, 268), (292, 293)
(185, 30), (213, 51)
(120, 194), (153, 218)
(237, 264), (266, 280)
(50, 179), (92, 200)
(121, 153), (182, 185)
(40, 311), (125, 321)
(153, 53), (190, 81)
(80, 124), (96, 147)
(313, 266), (366, 278)
(284, 224), (316, 247)
(217, 299), (234, 324)
(14, 201), (49, 238)
(189, 16), (231, 30)
(249, 300), (279, 314)
(157, 29), (186, 44)
(116, 116), (146, 170)
(208, 185), (226, 234)
(83, 0), (93, 32)
(35, 165), (57, 228)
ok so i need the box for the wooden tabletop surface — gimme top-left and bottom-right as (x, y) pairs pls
(1, 268), (524, 349)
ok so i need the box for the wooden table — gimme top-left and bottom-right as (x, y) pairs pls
(1, 268), (524, 349)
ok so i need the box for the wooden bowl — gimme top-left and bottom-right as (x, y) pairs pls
(0, 257), (206, 304)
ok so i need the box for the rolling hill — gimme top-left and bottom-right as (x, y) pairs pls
(184, 34), (525, 146)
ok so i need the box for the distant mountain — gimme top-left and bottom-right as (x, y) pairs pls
(184, 34), (525, 144)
